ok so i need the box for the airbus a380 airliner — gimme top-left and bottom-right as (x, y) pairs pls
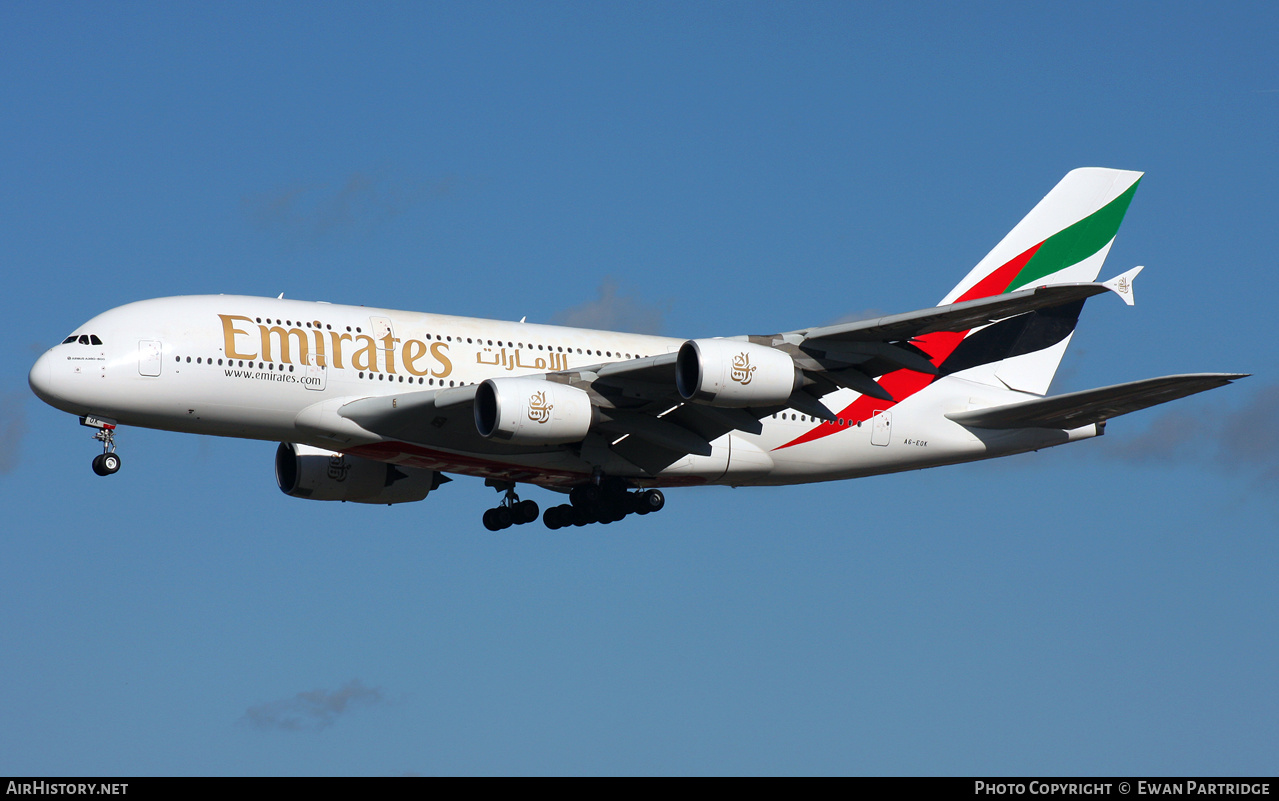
(30, 168), (1245, 530)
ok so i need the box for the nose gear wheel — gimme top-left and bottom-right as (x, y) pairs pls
(82, 417), (121, 476)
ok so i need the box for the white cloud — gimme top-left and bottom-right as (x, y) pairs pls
(551, 279), (668, 335)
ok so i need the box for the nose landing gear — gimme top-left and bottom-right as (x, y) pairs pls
(92, 451), (122, 476)
(81, 416), (121, 476)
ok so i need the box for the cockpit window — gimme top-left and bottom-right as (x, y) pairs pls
(63, 333), (104, 345)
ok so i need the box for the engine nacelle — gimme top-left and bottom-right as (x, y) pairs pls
(275, 442), (440, 504)
(474, 377), (595, 445)
(676, 339), (800, 407)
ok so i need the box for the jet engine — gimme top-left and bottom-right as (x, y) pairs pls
(474, 377), (596, 445)
(275, 442), (441, 504)
(676, 339), (800, 407)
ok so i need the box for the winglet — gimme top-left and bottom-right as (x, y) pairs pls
(1102, 265), (1143, 306)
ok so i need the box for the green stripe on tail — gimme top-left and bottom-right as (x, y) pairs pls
(1008, 178), (1142, 292)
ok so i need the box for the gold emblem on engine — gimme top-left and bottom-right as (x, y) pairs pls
(730, 352), (756, 385)
(326, 454), (351, 482)
(528, 390), (553, 423)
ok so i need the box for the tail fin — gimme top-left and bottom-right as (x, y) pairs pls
(941, 168), (1143, 305)
(933, 168), (1143, 395)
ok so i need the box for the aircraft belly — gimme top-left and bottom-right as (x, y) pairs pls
(345, 440), (599, 489)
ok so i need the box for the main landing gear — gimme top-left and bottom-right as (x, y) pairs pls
(481, 481), (540, 531)
(479, 477), (667, 531)
(81, 416), (121, 476)
(542, 480), (664, 530)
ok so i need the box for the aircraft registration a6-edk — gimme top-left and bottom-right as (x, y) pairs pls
(30, 168), (1245, 530)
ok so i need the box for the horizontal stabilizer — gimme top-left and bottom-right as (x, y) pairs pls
(946, 373), (1248, 430)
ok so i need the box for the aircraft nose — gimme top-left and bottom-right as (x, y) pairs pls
(28, 349), (60, 405)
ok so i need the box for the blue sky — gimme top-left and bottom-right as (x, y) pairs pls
(2, 2), (1276, 776)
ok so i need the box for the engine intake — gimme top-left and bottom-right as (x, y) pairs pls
(275, 442), (441, 504)
(474, 377), (596, 445)
(676, 339), (799, 407)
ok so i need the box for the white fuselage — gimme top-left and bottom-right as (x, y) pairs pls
(29, 295), (1096, 490)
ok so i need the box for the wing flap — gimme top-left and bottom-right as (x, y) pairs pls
(946, 373), (1248, 430)
(596, 408), (714, 456)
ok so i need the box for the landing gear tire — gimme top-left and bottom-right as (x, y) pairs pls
(598, 501), (627, 524)
(85, 419), (121, 476)
(637, 489), (664, 514)
(569, 484), (601, 508)
(544, 504), (573, 530)
(482, 486), (542, 531)
(543, 506), (561, 530)
(495, 506), (513, 529)
(92, 452), (121, 476)
(552, 481), (669, 527)
(517, 499), (540, 524)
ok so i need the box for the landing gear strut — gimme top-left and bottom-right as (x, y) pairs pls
(82, 416), (121, 476)
(542, 478), (664, 530)
(481, 481), (540, 531)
